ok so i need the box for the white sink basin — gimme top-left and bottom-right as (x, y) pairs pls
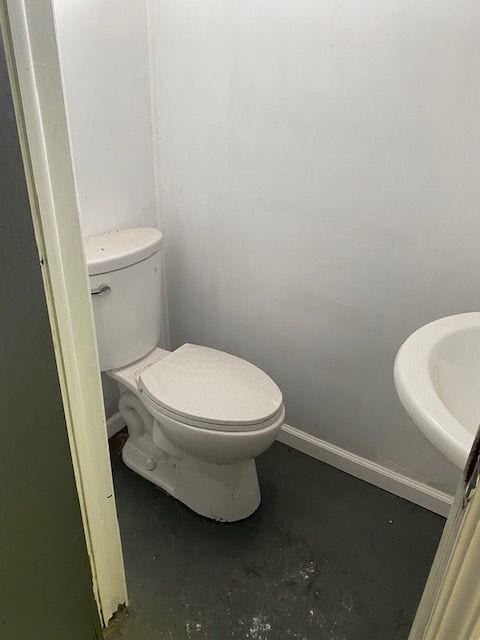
(394, 313), (480, 470)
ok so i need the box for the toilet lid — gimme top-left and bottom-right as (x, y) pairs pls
(138, 344), (283, 428)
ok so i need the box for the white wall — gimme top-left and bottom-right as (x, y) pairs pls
(54, 0), (159, 417)
(151, 0), (480, 494)
(54, 0), (156, 238)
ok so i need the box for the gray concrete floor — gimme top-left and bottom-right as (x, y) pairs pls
(106, 439), (445, 640)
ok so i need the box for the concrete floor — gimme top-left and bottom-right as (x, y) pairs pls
(106, 440), (445, 640)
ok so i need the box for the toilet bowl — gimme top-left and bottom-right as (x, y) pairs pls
(108, 345), (284, 521)
(85, 227), (285, 521)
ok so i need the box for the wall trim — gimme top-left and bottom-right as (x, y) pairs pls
(278, 424), (453, 517)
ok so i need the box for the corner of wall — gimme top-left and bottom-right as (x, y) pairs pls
(145, 0), (171, 350)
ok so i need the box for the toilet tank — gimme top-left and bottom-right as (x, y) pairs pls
(84, 227), (163, 371)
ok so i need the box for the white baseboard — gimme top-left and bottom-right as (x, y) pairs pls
(105, 414), (453, 516)
(106, 412), (126, 439)
(278, 424), (453, 517)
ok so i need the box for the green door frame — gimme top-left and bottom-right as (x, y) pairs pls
(0, 23), (102, 640)
(0, 0), (127, 626)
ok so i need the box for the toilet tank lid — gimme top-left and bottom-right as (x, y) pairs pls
(84, 227), (163, 275)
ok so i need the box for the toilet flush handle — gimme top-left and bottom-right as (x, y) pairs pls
(90, 284), (111, 296)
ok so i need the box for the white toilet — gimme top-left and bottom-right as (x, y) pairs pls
(85, 227), (285, 522)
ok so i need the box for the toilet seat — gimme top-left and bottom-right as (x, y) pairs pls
(144, 396), (285, 433)
(138, 343), (283, 432)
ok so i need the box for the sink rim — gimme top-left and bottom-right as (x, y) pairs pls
(394, 312), (479, 470)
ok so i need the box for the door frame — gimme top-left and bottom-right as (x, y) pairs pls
(408, 447), (480, 639)
(3, 0), (480, 636)
(0, 0), (127, 625)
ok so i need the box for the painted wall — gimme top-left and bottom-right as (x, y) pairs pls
(53, 0), (156, 238)
(53, 0), (160, 417)
(151, 0), (480, 494)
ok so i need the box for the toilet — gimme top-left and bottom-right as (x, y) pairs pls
(85, 227), (285, 522)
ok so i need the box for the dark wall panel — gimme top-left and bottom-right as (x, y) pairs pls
(0, 30), (101, 640)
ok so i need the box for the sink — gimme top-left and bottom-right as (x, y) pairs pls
(394, 313), (480, 470)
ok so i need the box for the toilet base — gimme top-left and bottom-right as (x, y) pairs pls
(122, 436), (261, 522)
